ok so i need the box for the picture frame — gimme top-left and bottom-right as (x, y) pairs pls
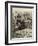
(5, 1), (37, 45)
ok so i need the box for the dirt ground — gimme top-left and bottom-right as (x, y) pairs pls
(14, 28), (32, 38)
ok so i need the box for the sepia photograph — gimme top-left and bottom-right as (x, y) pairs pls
(5, 1), (37, 44)
(11, 7), (32, 39)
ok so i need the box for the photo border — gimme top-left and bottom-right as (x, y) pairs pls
(5, 1), (37, 45)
